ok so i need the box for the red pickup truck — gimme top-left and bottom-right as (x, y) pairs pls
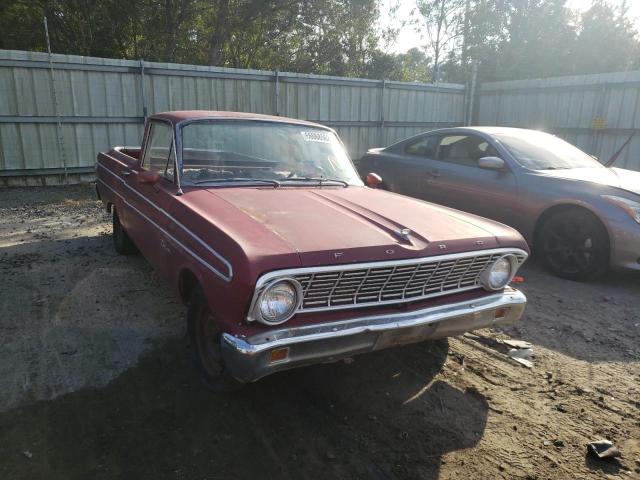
(96, 111), (529, 390)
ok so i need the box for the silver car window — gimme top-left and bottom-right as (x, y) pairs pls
(404, 136), (438, 157)
(437, 134), (500, 168)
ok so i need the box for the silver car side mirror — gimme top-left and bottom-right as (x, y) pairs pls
(478, 156), (505, 170)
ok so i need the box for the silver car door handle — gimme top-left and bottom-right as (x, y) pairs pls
(428, 170), (440, 178)
(121, 170), (132, 177)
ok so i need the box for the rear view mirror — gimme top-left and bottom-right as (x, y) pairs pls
(365, 172), (383, 188)
(137, 170), (161, 185)
(478, 156), (505, 170)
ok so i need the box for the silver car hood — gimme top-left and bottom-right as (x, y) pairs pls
(539, 167), (640, 196)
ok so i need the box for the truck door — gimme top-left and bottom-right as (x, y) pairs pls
(123, 120), (179, 281)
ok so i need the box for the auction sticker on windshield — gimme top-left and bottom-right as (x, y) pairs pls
(301, 131), (331, 143)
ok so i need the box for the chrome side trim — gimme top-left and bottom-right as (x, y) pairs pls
(246, 248), (528, 318)
(97, 171), (232, 282)
(97, 159), (233, 282)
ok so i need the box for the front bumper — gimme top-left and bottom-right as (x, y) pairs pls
(609, 218), (640, 271)
(222, 288), (527, 383)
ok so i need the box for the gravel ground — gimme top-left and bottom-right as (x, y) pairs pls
(0, 185), (638, 480)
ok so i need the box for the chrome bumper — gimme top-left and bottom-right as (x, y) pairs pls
(222, 289), (527, 383)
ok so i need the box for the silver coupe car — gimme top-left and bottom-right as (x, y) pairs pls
(358, 127), (640, 280)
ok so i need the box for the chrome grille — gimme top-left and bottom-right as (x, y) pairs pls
(292, 251), (527, 312)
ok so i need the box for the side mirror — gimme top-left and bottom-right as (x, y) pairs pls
(137, 170), (160, 185)
(478, 156), (505, 170)
(365, 172), (383, 188)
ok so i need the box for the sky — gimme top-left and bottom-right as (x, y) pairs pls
(380, 0), (640, 54)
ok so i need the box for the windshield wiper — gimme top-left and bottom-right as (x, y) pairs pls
(193, 178), (280, 187)
(282, 177), (349, 187)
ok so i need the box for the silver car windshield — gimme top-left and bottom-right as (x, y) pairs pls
(495, 131), (604, 170)
(180, 121), (363, 186)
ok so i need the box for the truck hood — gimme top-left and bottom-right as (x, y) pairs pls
(203, 187), (525, 267)
(540, 167), (640, 196)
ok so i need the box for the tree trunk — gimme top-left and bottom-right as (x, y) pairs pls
(433, 0), (446, 82)
(208, 0), (231, 66)
(164, 0), (176, 62)
(461, 0), (470, 66)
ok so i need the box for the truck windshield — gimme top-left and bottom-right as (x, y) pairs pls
(494, 130), (604, 170)
(180, 121), (363, 186)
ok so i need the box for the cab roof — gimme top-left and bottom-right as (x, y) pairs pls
(149, 110), (330, 129)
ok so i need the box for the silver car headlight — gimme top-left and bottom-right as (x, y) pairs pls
(602, 195), (640, 224)
(252, 278), (302, 325)
(480, 254), (518, 291)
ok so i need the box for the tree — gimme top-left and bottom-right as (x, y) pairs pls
(364, 47), (430, 81)
(498, 0), (577, 79)
(415, 0), (465, 81)
(0, 0), (139, 57)
(2, 0), (639, 83)
(571, 0), (640, 74)
(448, 0), (640, 82)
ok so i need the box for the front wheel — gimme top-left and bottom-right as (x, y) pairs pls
(187, 287), (244, 392)
(537, 209), (609, 280)
(112, 208), (138, 255)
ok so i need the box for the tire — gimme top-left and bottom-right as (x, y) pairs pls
(187, 287), (245, 392)
(537, 209), (609, 281)
(112, 208), (138, 255)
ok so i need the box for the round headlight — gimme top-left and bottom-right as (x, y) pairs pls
(254, 279), (302, 325)
(480, 255), (516, 291)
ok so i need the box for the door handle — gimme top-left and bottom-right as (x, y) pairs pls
(121, 170), (132, 177)
(427, 169), (440, 178)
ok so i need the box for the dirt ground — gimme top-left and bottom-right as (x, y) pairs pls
(0, 185), (638, 480)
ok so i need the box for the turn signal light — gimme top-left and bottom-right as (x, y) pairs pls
(269, 347), (290, 364)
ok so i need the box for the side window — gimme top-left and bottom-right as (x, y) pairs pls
(404, 136), (437, 158)
(437, 135), (500, 167)
(142, 122), (175, 180)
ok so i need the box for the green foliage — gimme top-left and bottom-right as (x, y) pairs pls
(572, 0), (640, 74)
(0, 0), (638, 82)
(0, 0), (387, 77)
(427, 0), (640, 82)
(415, 0), (465, 80)
(364, 48), (431, 81)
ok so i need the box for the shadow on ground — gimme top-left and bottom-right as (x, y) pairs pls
(508, 257), (640, 363)
(0, 234), (183, 412)
(0, 337), (488, 480)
